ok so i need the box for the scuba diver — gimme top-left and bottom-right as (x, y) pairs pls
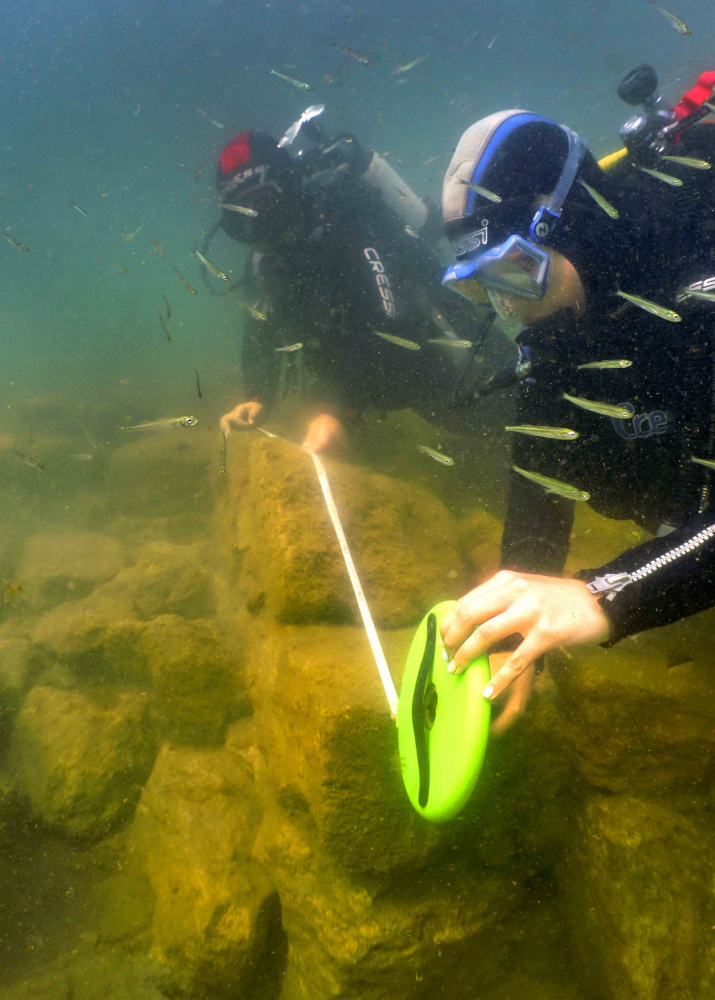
(212, 108), (490, 452)
(437, 65), (715, 733)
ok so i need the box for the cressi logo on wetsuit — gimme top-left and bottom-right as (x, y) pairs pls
(363, 247), (397, 318)
(611, 402), (672, 440)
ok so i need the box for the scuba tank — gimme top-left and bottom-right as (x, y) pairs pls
(360, 151), (429, 234)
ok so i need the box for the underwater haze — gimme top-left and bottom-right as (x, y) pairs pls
(1, 0), (715, 998)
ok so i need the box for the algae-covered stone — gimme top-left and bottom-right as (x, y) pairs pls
(221, 436), (465, 628)
(130, 743), (277, 996)
(107, 428), (215, 520)
(139, 614), (238, 742)
(104, 541), (215, 620)
(16, 530), (127, 610)
(8, 686), (157, 840)
(242, 617), (441, 878)
(29, 592), (149, 681)
(0, 637), (36, 723)
(560, 795), (715, 1000)
(458, 507), (502, 580)
(253, 802), (523, 1000)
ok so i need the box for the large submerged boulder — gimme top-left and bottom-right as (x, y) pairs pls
(8, 686), (157, 840)
(218, 435), (466, 628)
(129, 743), (278, 996)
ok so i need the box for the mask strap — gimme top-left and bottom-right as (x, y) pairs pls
(528, 127), (585, 242)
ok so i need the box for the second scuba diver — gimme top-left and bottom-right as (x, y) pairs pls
(438, 67), (715, 733)
(213, 111), (490, 451)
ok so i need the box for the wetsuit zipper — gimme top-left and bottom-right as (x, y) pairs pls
(586, 521), (715, 601)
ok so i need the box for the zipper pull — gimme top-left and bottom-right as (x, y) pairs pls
(584, 572), (633, 601)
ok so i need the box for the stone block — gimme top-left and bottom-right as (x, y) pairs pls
(219, 436), (465, 628)
(129, 743), (277, 996)
(8, 686), (157, 840)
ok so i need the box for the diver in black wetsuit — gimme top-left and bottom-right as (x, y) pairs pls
(213, 120), (488, 453)
(436, 67), (715, 733)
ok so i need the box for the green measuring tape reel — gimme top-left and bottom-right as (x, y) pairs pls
(397, 600), (491, 822)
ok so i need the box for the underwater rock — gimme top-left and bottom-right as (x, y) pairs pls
(219, 436), (465, 628)
(0, 950), (176, 1000)
(106, 428), (215, 522)
(0, 637), (36, 728)
(129, 743), (277, 996)
(564, 502), (651, 575)
(8, 686), (157, 841)
(254, 801), (522, 1000)
(549, 629), (715, 798)
(138, 614), (238, 743)
(16, 529), (127, 610)
(242, 617), (442, 878)
(102, 540), (216, 621)
(29, 591), (149, 681)
(560, 795), (715, 1000)
(458, 507), (503, 579)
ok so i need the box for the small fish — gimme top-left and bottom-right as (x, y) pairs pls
(219, 202), (258, 217)
(236, 299), (268, 321)
(195, 106), (224, 129)
(418, 445), (454, 466)
(150, 237), (165, 259)
(159, 314), (172, 343)
(70, 203), (88, 217)
(270, 69), (313, 91)
(172, 266), (198, 295)
(661, 155), (710, 170)
(563, 392), (633, 419)
(0, 232), (30, 253)
(122, 224), (143, 242)
(194, 163), (203, 182)
(648, 0), (690, 35)
(192, 367), (203, 399)
(393, 55), (427, 74)
(278, 104), (325, 148)
(195, 249), (229, 282)
(114, 262), (128, 274)
(219, 432), (227, 476)
(616, 289), (681, 322)
(12, 448), (44, 471)
(487, 34), (498, 49)
(427, 338), (473, 349)
(577, 179), (620, 219)
(685, 288), (715, 302)
(505, 425), (580, 440)
(512, 464), (590, 501)
(332, 42), (371, 65)
(373, 330), (421, 351)
(691, 455), (715, 470)
(122, 416), (198, 431)
(69, 453), (94, 461)
(162, 293), (171, 319)
(77, 419), (100, 450)
(577, 359), (633, 370)
(423, 155), (439, 166)
(275, 342), (303, 352)
(322, 137), (352, 155)
(635, 165), (683, 187)
(460, 180), (502, 203)
(404, 226), (419, 238)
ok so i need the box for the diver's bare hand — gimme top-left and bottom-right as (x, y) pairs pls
(302, 414), (345, 454)
(440, 571), (610, 703)
(219, 401), (264, 436)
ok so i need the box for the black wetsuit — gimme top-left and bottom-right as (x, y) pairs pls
(238, 171), (484, 428)
(499, 122), (715, 643)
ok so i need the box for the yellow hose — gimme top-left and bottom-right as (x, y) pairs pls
(598, 147), (629, 171)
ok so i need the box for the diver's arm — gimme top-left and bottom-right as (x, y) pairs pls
(574, 505), (715, 644)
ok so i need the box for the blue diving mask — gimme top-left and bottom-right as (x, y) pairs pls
(443, 234), (551, 304)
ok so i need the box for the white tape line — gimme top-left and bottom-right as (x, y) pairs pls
(253, 427), (398, 716)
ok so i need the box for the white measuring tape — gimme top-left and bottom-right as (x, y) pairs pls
(253, 427), (399, 717)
